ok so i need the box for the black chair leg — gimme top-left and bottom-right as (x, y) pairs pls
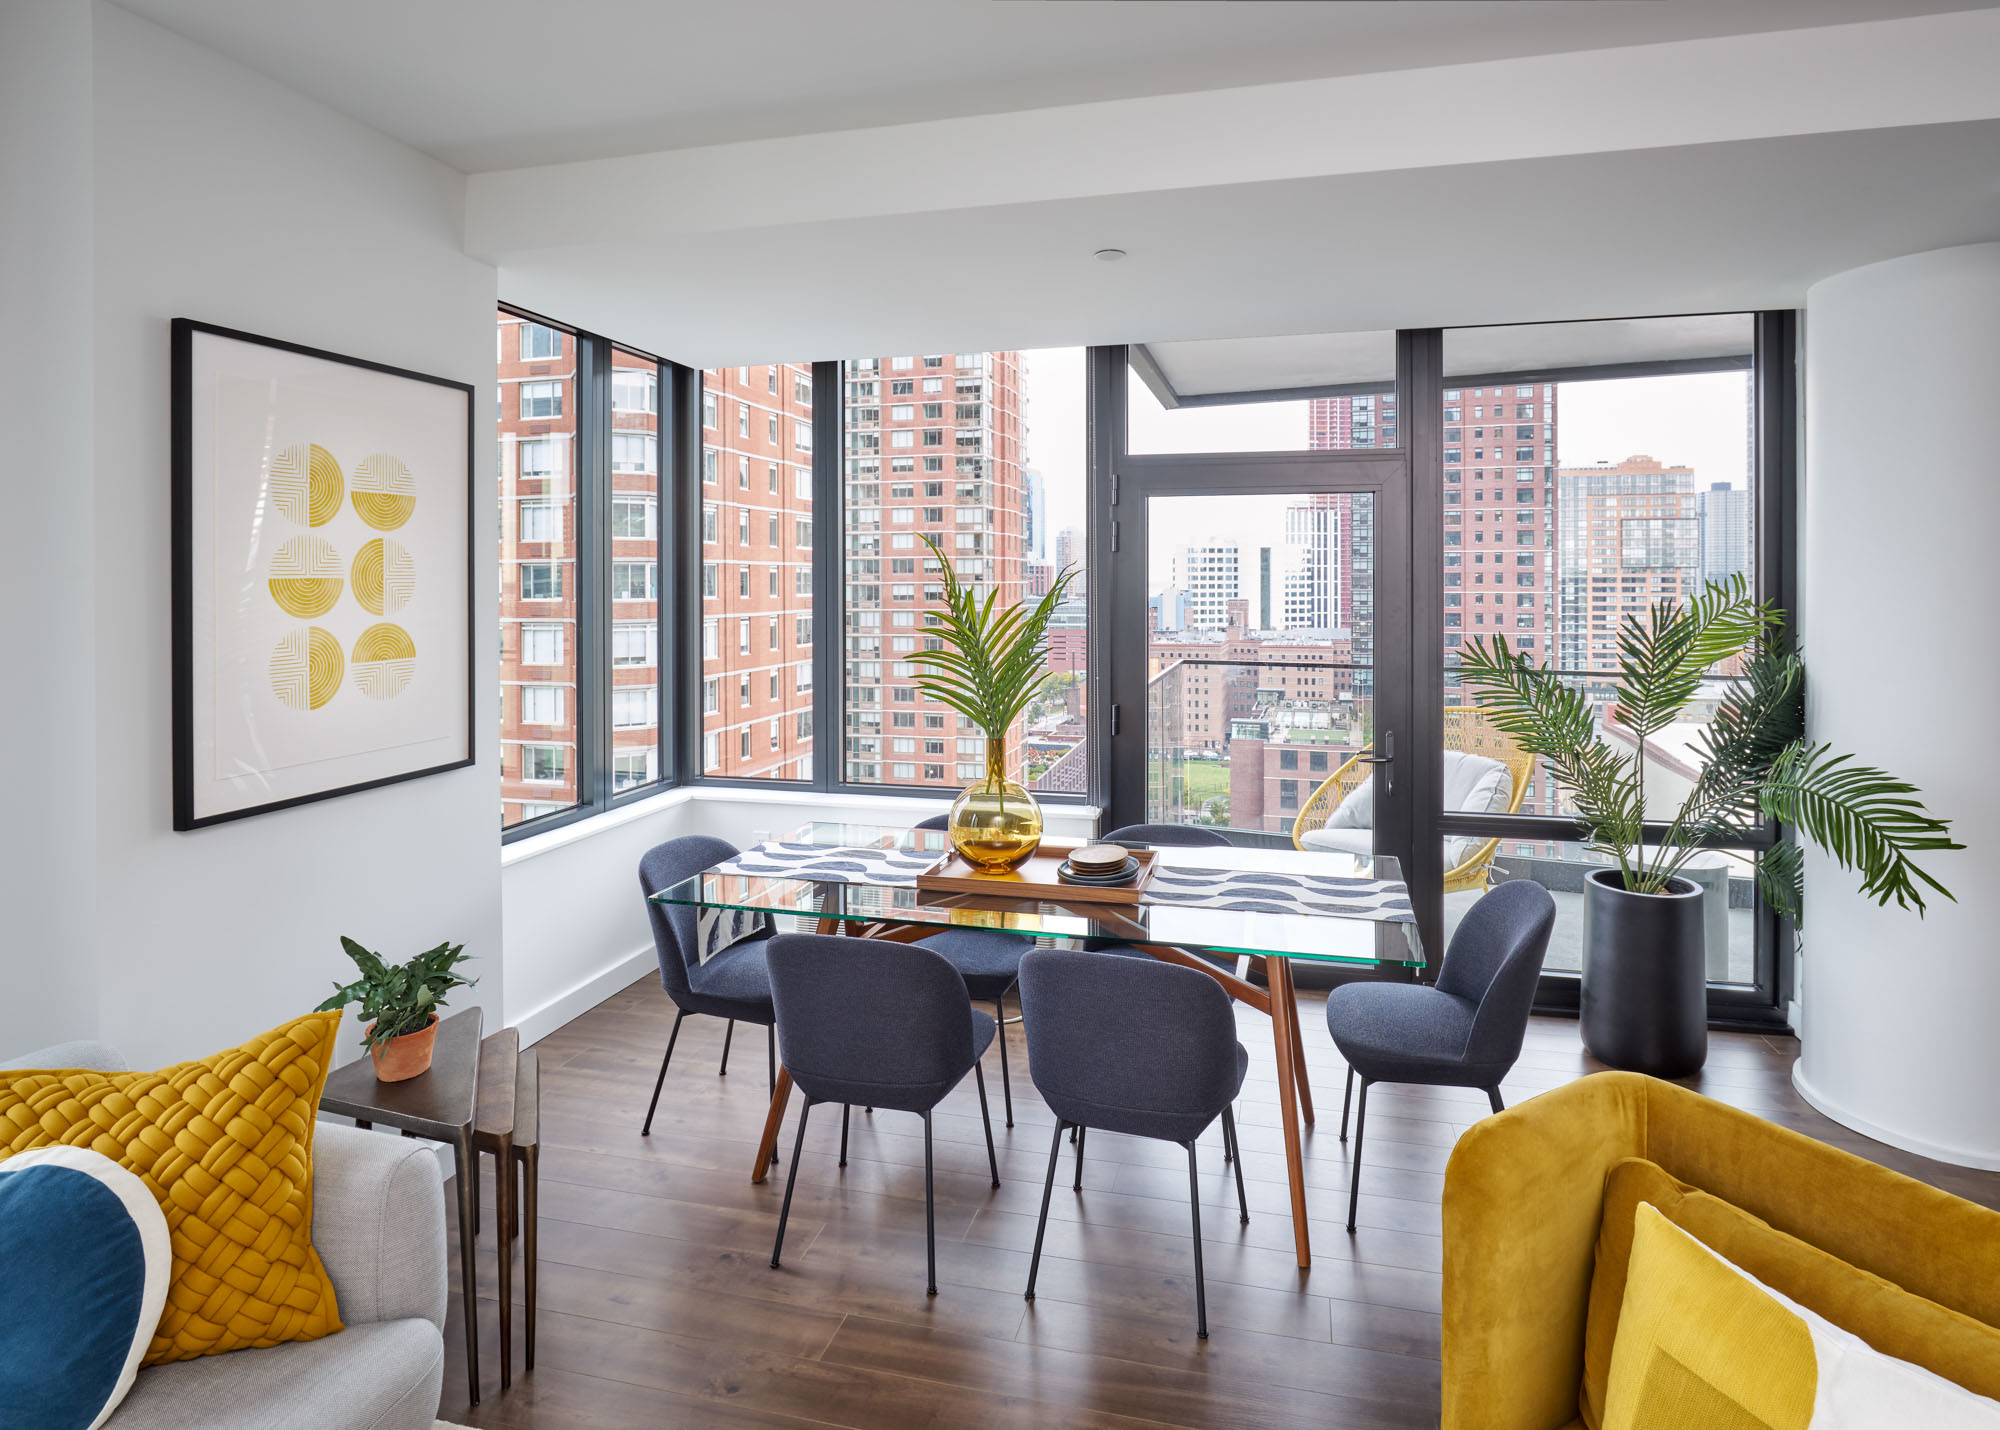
(1072, 1124), (1087, 1192)
(1339, 1065), (1355, 1142)
(1222, 1106), (1249, 1224)
(973, 1063), (1000, 1188)
(641, 1009), (687, 1136)
(922, 1111), (938, 1296)
(718, 1019), (734, 1075)
(839, 1103), (850, 1168)
(769, 1098), (812, 1268)
(1222, 1104), (1234, 1164)
(1487, 1087), (1506, 1115)
(1346, 1077), (1370, 1234)
(1186, 1140), (1208, 1339)
(1026, 1120), (1064, 1302)
(994, 996), (1014, 1128)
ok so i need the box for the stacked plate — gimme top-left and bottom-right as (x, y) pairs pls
(1057, 844), (1140, 886)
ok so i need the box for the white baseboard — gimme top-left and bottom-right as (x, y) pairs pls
(511, 946), (655, 1050)
(1792, 1060), (2000, 1172)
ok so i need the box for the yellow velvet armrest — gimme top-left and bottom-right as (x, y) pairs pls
(1441, 1073), (1650, 1430)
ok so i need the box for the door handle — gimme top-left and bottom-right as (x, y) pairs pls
(1352, 729), (1393, 795)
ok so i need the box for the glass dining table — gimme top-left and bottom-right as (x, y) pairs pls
(649, 821), (1424, 1268)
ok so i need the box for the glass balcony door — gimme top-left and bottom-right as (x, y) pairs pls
(1103, 454), (1419, 962)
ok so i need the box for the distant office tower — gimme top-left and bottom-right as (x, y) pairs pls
(1054, 525), (1086, 595)
(840, 352), (1027, 787)
(1558, 454), (1699, 672)
(1022, 467), (1046, 560)
(1697, 481), (1753, 590)
(1256, 546), (1274, 629)
(1173, 543), (1242, 630)
(1310, 382), (1560, 670)
(1282, 495), (1348, 631)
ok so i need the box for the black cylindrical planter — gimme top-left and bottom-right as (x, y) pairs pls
(1581, 868), (1707, 1078)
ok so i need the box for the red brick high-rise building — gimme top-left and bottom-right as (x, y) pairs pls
(841, 353), (1027, 786)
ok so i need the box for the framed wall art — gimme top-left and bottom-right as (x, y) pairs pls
(172, 319), (475, 830)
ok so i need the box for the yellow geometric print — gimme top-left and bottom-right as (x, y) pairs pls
(268, 535), (344, 618)
(350, 538), (414, 616)
(270, 626), (344, 711)
(351, 622), (415, 700)
(350, 453), (415, 531)
(269, 443), (344, 528)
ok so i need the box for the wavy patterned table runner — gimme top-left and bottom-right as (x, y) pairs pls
(710, 841), (938, 886)
(1144, 865), (1415, 922)
(694, 842), (937, 963)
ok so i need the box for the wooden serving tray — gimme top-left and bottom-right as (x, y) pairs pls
(916, 841), (1159, 905)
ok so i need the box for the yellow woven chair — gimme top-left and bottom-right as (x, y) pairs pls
(1291, 707), (1534, 894)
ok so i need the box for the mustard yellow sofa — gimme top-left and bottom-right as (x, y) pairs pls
(1441, 1070), (2000, 1430)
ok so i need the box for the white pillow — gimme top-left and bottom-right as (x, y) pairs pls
(1689, 1215), (2000, 1427)
(1327, 776), (1373, 829)
(1443, 750), (1510, 814)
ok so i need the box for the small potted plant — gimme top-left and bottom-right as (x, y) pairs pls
(912, 535), (1075, 873)
(315, 936), (476, 1082)
(1459, 576), (1958, 1077)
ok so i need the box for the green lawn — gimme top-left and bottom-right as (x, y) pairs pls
(1180, 759), (1230, 805)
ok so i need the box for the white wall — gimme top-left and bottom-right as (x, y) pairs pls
(1794, 242), (2000, 1169)
(0, 0), (99, 1054)
(501, 788), (1098, 1048)
(85, 3), (502, 1069)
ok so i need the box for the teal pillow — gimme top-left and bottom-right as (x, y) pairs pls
(0, 1147), (170, 1430)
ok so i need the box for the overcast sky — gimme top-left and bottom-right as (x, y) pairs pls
(1017, 347), (1751, 593)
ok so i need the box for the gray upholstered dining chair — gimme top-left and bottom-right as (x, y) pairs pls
(636, 835), (780, 1137)
(1325, 877), (1555, 1232)
(908, 813), (1033, 1127)
(764, 933), (1002, 1296)
(1017, 949), (1249, 1338)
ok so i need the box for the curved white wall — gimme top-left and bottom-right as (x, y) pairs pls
(1795, 242), (2000, 1169)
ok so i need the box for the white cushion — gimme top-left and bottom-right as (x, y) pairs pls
(1300, 826), (1371, 855)
(1679, 1215), (2000, 1428)
(1443, 750), (1511, 814)
(1327, 776), (1373, 829)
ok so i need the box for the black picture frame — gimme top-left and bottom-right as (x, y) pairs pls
(171, 318), (477, 831)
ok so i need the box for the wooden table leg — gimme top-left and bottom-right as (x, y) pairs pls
(493, 1133), (514, 1390)
(1267, 957), (1313, 1268)
(750, 1066), (794, 1184)
(519, 1144), (538, 1372)
(450, 1130), (481, 1405)
(1283, 961), (1316, 1126)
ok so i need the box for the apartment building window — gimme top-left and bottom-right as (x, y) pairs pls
(612, 621), (656, 667)
(612, 687), (658, 730)
(612, 433), (656, 475)
(519, 623), (563, 666)
(518, 438), (559, 477)
(612, 750), (657, 791)
(519, 381), (562, 419)
(519, 502), (559, 542)
(521, 745), (565, 782)
(612, 561), (656, 600)
(520, 563), (560, 600)
(519, 323), (562, 360)
(612, 367), (656, 414)
(611, 496), (656, 538)
(520, 685), (564, 725)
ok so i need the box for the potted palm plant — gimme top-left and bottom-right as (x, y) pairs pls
(912, 535), (1075, 873)
(1458, 576), (1958, 1076)
(315, 936), (477, 1082)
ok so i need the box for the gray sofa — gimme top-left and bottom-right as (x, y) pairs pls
(1, 1040), (446, 1430)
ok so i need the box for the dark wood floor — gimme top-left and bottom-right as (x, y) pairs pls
(437, 976), (2000, 1429)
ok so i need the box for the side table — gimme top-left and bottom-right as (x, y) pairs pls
(318, 1005), (486, 1406)
(471, 1028), (520, 1389)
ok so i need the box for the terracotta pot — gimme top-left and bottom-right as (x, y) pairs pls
(368, 1013), (440, 1083)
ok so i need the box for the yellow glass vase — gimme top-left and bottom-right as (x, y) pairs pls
(948, 737), (1044, 873)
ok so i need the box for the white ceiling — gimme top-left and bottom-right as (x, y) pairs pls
(112, 0), (1991, 171)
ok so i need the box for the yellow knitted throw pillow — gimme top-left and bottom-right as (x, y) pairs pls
(0, 1010), (345, 1364)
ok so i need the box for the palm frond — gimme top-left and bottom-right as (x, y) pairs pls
(908, 534), (1075, 741)
(1760, 741), (1961, 917)
(1613, 575), (1778, 738)
(1759, 839), (1805, 923)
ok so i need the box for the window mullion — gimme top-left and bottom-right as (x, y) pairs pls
(811, 360), (841, 793)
